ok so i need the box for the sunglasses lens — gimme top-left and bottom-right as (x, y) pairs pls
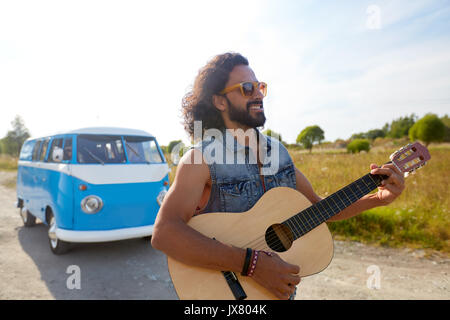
(241, 82), (254, 96)
(258, 82), (267, 96)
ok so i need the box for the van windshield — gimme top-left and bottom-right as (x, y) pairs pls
(77, 135), (126, 164)
(123, 136), (163, 163)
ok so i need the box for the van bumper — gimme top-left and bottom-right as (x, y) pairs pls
(55, 225), (154, 243)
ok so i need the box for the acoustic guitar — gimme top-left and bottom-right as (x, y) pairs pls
(167, 142), (431, 300)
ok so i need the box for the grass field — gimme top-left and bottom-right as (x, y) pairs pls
(0, 154), (18, 171)
(289, 145), (449, 252)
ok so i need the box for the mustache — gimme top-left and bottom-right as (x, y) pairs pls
(246, 100), (264, 109)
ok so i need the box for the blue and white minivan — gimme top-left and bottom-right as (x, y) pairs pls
(16, 127), (170, 254)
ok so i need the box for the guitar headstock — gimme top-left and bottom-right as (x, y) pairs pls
(389, 142), (431, 177)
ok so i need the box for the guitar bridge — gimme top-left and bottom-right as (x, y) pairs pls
(221, 271), (247, 300)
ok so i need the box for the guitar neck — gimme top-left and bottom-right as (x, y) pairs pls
(284, 173), (387, 240)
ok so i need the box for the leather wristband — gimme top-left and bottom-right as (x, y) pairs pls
(241, 248), (253, 276)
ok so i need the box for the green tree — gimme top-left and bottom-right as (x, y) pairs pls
(296, 125), (324, 153)
(440, 114), (450, 142)
(350, 129), (385, 141)
(350, 132), (367, 140)
(409, 113), (446, 147)
(386, 114), (417, 138)
(1, 115), (30, 156)
(366, 129), (385, 140)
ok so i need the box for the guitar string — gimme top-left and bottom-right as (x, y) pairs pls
(226, 149), (414, 257)
(220, 172), (378, 257)
(222, 181), (375, 282)
(222, 175), (379, 282)
(244, 186), (368, 250)
(242, 138), (387, 251)
(225, 151), (428, 284)
(236, 177), (376, 253)
(224, 155), (423, 283)
(248, 177), (376, 251)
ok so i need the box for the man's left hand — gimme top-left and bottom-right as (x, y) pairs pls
(370, 163), (405, 205)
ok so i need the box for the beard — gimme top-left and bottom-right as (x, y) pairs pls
(226, 97), (266, 128)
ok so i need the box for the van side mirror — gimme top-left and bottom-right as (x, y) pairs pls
(52, 147), (63, 162)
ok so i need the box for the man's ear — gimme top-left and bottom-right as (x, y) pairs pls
(212, 94), (227, 112)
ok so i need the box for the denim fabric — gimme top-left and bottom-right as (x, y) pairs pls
(193, 129), (297, 214)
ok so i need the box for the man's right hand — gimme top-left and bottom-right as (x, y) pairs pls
(250, 251), (301, 300)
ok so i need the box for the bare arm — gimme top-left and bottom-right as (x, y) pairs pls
(151, 149), (245, 273)
(294, 163), (405, 222)
(294, 166), (322, 204)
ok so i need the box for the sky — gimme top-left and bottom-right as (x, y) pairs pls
(1, 0), (449, 146)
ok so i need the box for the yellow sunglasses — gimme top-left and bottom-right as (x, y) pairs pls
(219, 81), (267, 97)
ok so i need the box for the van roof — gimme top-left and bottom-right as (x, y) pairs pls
(66, 127), (154, 137)
(27, 127), (155, 140)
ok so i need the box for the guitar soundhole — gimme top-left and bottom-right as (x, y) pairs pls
(265, 223), (294, 252)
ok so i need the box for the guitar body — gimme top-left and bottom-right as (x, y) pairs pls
(168, 187), (334, 300)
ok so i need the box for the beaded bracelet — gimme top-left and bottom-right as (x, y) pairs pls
(247, 250), (259, 277)
(247, 250), (273, 277)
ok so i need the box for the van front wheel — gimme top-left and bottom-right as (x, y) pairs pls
(48, 214), (71, 255)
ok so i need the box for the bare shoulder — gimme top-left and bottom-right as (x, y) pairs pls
(173, 148), (210, 186)
(155, 148), (210, 225)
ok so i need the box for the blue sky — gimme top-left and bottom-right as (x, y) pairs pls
(1, 0), (449, 145)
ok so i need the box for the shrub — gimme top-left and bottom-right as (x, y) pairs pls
(347, 139), (370, 153)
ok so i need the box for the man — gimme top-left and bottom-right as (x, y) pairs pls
(151, 52), (405, 300)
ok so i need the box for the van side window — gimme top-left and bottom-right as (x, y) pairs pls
(39, 139), (50, 161)
(47, 138), (63, 162)
(32, 140), (42, 161)
(19, 140), (35, 161)
(63, 137), (73, 161)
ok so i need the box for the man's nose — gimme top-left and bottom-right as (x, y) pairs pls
(252, 85), (265, 100)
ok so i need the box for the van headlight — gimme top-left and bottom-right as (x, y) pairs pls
(81, 195), (103, 214)
(156, 189), (167, 206)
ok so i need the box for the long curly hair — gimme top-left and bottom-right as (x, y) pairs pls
(181, 52), (249, 139)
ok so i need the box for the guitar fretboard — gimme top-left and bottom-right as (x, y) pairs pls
(283, 173), (385, 240)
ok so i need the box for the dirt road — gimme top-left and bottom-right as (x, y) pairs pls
(1, 171), (448, 300)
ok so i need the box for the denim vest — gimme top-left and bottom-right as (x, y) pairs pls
(193, 129), (297, 214)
